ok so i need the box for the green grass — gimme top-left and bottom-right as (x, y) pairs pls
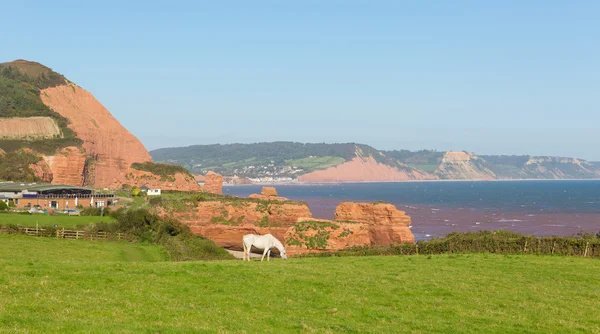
(286, 156), (345, 171)
(0, 213), (115, 228)
(409, 163), (440, 172)
(0, 234), (599, 333)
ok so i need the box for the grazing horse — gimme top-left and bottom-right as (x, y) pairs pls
(242, 234), (288, 261)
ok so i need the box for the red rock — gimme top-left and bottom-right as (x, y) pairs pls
(175, 200), (312, 228)
(41, 84), (152, 188)
(334, 202), (411, 226)
(189, 225), (288, 251)
(203, 171), (223, 194)
(41, 146), (87, 185)
(248, 186), (289, 201)
(262, 187), (278, 197)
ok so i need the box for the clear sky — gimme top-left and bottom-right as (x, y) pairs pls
(2, 1), (599, 159)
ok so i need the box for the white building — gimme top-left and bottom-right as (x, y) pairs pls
(147, 189), (162, 196)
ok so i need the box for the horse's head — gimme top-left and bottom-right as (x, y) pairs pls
(280, 248), (288, 260)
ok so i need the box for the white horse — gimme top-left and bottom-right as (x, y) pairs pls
(242, 234), (288, 261)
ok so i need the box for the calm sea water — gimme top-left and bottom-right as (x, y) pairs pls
(224, 181), (600, 240)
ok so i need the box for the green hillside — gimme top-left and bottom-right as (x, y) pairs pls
(0, 60), (85, 181)
(151, 142), (600, 181)
(151, 142), (412, 178)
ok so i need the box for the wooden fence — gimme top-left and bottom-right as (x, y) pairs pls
(0, 226), (130, 242)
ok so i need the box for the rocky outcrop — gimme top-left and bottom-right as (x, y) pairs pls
(174, 199), (312, 229)
(40, 147), (87, 185)
(169, 189), (414, 256)
(286, 202), (414, 255)
(202, 171), (223, 194)
(262, 186), (278, 197)
(334, 202), (411, 226)
(125, 169), (201, 191)
(189, 225), (288, 251)
(298, 156), (433, 182)
(29, 160), (53, 183)
(248, 186), (289, 201)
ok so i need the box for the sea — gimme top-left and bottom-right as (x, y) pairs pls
(224, 180), (600, 241)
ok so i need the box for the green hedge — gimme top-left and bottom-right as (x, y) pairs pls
(302, 230), (600, 258)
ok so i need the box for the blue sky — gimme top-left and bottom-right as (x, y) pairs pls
(2, 1), (599, 159)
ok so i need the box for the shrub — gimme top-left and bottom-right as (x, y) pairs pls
(299, 230), (600, 258)
(130, 162), (191, 177)
(87, 208), (233, 261)
(80, 207), (110, 216)
(0, 201), (8, 211)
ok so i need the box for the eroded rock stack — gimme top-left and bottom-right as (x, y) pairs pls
(285, 202), (414, 254)
(203, 171), (223, 194)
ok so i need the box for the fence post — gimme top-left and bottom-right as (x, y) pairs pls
(524, 240), (528, 253)
(416, 243), (419, 255)
(584, 242), (590, 257)
(76, 231), (80, 240)
(551, 241), (556, 255)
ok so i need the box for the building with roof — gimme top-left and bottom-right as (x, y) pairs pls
(0, 182), (117, 210)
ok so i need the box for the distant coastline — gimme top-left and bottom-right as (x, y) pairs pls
(224, 178), (600, 186)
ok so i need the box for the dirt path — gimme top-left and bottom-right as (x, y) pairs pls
(226, 249), (261, 260)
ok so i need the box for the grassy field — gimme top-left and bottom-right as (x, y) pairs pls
(287, 156), (346, 171)
(1, 235), (599, 333)
(0, 213), (115, 228)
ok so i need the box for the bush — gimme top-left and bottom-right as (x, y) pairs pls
(86, 208), (233, 261)
(299, 230), (600, 258)
(80, 207), (111, 216)
(130, 162), (191, 178)
(0, 201), (9, 211)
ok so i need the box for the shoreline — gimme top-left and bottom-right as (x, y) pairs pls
(224, 178), (600, 186)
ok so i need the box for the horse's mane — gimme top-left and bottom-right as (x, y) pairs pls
(272, 236), (285, 250)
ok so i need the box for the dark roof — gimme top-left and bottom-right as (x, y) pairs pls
(0, 182), (92, 193)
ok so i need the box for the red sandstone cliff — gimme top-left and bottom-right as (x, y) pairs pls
(298, 156), (433, 182)
(285, 202), (414, 255)
(35, 83), (197, 190)
(166, 187), (414, 255)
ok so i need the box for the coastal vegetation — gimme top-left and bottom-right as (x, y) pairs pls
(0, 151), (43, 182)
(302, 230), (600, 258)
(130, 161), (191, 178)
(1, 236), (598, 332)
(0, 61), (83, 181)
(150, 142), (411, 177)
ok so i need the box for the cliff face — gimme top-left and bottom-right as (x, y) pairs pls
(40, 147), (87, 185)
(40, 84), (152, 188)
(519, 156), (600, 179)
(124, 169), (200, 191)
(173, 198), (312, 251)
(166, 189), (415, 255)
(285, 202), (414, 255)
(435, 152), (496, 180)
(298, 156), (432, 182)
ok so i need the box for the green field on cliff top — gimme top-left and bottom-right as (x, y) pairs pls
(1, 234), (599, 333)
